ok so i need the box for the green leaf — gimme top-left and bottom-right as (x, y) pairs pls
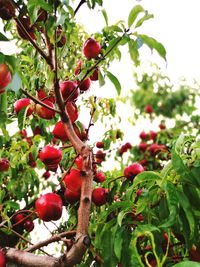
(173, 262), (200, 267)
(128, 39), (139, 66)
(102, 9), (108, 26)
(133, 171), (162, 188)
(137, 34), (167, 60)
(0, 32), (9, 42)
(128, 5), (145, 28)
(98, 70), (105, 87)
(17, 107), (29, 130)
(159, 181), (178, 228)
(114, 227), (124, 260)
(106, 71), (121, 95)
(104, 37), (122, 55)
(135, 13), (154, 28)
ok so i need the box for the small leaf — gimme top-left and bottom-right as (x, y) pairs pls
(98, 70), (105, 87)
(128, 5), (145, 28)
(173, 262), (200, 267)
(102, 9), (108, 26)
(106, 71), (121, 95)
(17, 107), (29, 130)
(128, 39), (139, 65)
(138, 34), (167, 60)
(0, 32), (9, 42)
(135, 13), (154, 28)
(133, 171), (162, 188)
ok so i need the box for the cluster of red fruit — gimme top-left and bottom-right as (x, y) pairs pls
(119, 142), (132, 155)
(12, 212), (34, 233)
(138, 129), (167, 167)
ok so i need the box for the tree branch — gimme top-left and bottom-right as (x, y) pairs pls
(74, 0), (86, 16)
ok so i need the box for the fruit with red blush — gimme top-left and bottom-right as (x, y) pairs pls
(0, 249), (6, 267)
(66, 101), (78, 122)
(78, 78), (91, 92)
(95, 150), (106, 164)
(39, 145), (62, 171)
(124, 163), (144, 180)
(139, 143), (148, 152)
(139, 131), (148, 140)
(90, 68), (99, 81)
(159, 123), (166, 130)
(95, 171), (106, 183)
(0, 0), (15, 20)
(64, 188), (80, 204)
(0, 63), (12, 93)
(74, 59), (82, 75)
(24, 219), (34, 232)
(16, 17), (35, 40)
(75, 155), (83, 170)
(42, 171), (51, 179)
(0, 158), (9, 172)
(35, 193), (63, 222)
(92, 188), (107, 206)
(83, 38), (101, 59)
(56, 26), (67, 47)
(96, 141), (104, 149)
(144, 104), (153, 114)
(60, 80), (80, 101)
(63, 169), (83, 192)
(149, 130), (157, 141)
(14, 98), (34, 116)
(35, 99), (56, 120)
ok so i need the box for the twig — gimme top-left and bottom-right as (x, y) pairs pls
(74, 0), (86, 16)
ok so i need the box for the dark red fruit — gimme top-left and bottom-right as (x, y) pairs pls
(60, 80), (80, 101)
(0, 63), (12, 93)
(149, 130), (157, 141)
(64, 188), (80, 204)
(159, 123), (166, 130)
(56, 26), (67, 47)
(33, 126), (42, 136)
(36, 9), (47, 22)
(0, 158), (9, 172)
(20, 129), (27, 138)
(24, 219), (34, 232)
(144, 104), (153, 114)
(75, 155), (83, 170)
(42, 170), (51, 179)
(39, 145), (62, 171)
(95, 150), (106, 164)
(63, 169), (83, 192)
(92, 188), (107, 206)
(139, 131), (148, 140)
(139, 143), (148, 152)
(189, 246), (200, 262)
(90, 68), (99, 81)
(136, 188), (143, 197)
(78, 78), (91, 92)
(73, 123), (88, 141)
(16, 17), (35, 40)
(35, 99), (56, 120)
(35, 193), (63, 222)
(83, 38), (101, 59)
(0, 249), (6, 267)
(13, 213), (26, 224)
(0, 0), (15, 20)
(66, 101), (78, 122)
(74, 59), (82, 75)
(37, 88), (46, 100)
(124, 163), (144, 180)
(14, 98), (34, 116)
(139, 158), (148, 166)
(136, 213), (143, 221)
(95, 171), (106, 183)
(96, 141), (104, 149)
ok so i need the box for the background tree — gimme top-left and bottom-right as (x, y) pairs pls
(0, 0), (200, 267)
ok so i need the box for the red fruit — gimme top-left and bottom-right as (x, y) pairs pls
(24, 219), (34, 232)
(26, 137), (33, 147)
(149, 259), (157, 267)
(52, 121), (68, 142)
(13, 213), (26, 225)
(136, 188), (143, 197)
(16, 17), (35, 40)
(0, 63), (12, 92)
(66, 101), (78, 122)
(63, 169), (83, 192)
(140, 158), (148, 166)
(36, 9), (47, 22)
(136, 213), (143, 221)
(150, 130), (157, 141)
(60, 80), (80, 101)
(92, 188), (107, 206)
(90, 68), (99, 81)
(144, 104), (153, 114)
(39, 145), (62, 171)
(33, 126), (42, 136)
(163, 232), (169, 243)
(139, 131), (147, 140)
(124, 142), (132, 149)
(96, 150), (106, 164)
(83, 38), (101, 59)
(78, 78), (91, 92)
(159, 123), (166, 130)
(0, 158), (9, 172)
(139, 143), (148, 152)
(56, 26), (67, 47)
(20, 129), (27, 138)
(29, 160), (36, 168)
(0, 1), (15, 20)
(96, 141), (104, 149)
(37, 88), (46, 100)
(35, 193), (63, 222)
(149, 144), (161, 156)
(95, 171), (106, 183)
(189, 246), (200, 262)
(64, 188), (80, 204)
(75, 155), (83, 170)
(35, 99), (55, 120)
(74, 59), (82, 75)
(42, 170), (51, 179)
(0, 249), (6, 267)
(14, 98), (34, 116)
(124, 163), (144, 180)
